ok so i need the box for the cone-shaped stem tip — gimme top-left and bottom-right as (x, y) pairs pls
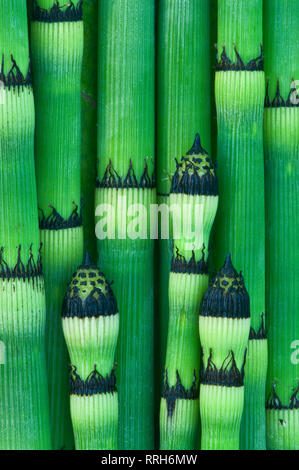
(220, 253), (239, 278)
(84, 251), (92, 266)
(224, 253), (232, 270)
(186, 133), (207, 155)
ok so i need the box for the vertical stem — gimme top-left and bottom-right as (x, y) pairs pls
(0, 0), (51, 449)
(30, 0), (84, 449)
(81, 0), (98, 261)
(96, 1), (155, 449)
(156, 1), (211, 415)
(213, 0), (267, 450)
(264, 1), (299, 448)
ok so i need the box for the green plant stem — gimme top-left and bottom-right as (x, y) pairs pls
(156, 1), (211, 414)
(264, 0), (299, 450)
(97, 0), (155, 450)
(95, 189), (155, 449)
(160, 141), (218, 450)
(0, 0), (51, 449)
(200, 385), (244, 450)
(213, 0), (267, 450)
(81, 0), (97, 261)
(62, 260), (119, 449)
(199, 255), (250, 450)
(40, 228), (83, 448)
(160, 271), (207, 450)
(30, 0), (84, 449)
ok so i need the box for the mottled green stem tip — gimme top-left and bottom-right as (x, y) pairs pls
(170, 133), (218, 196)
(201, 254), (250, 319)
(62, 253), (118, 319)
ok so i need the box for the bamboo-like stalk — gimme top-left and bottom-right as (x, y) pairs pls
(264, 0), (299, 450)
(0, 0), (51, 449)
(156, 1), (211, 416)
(96, 0), (155, 449)
(30, 0), (84, 449)
(160, 136), (218, 450)
(199, 255), (250, 450)
(212, 0), (267, 450)
(81, 0), (97, 261)
(62, 255), (119, 449)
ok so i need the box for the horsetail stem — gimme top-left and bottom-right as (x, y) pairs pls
(212, 0), (267, 450)
(30, 0), (84, 449)
(160, 136), (218, 450)
(96, 0), (155, 450)
(62, 254), (119, 450)
(156, 1), (212, 416)
(0, 0), (51, 449)
(199, 255), (250, 450)
(81, 0), (97, 261)
(264, 0), (299, 450)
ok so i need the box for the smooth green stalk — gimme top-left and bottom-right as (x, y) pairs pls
(264, 0), (299, 450)
(199, 255), (250, 450)
(156, 1), (211, 418)
(81, 0), (97, 261)
(160, 137), (218, 450)
(30, 0), (84, 449)
(0, 0), (51, 449)
(62, 258), (119, 450)
(97, 0), (155, 450)
(213, 0), (267, 450)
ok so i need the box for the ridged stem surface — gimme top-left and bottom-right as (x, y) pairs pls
(200, 385), (244, 450)
(264, 107), (299, 448)
(40, 228), (83, 449)
(96, 188), (155, 450)
(70, 394), (118, 450)
(0, 0), (51, 449)
(96, 0), (155, 450)
(217, 0), (263, 62)
(160, 272), (208, 450)
(156, 1), (211, 412)
(0, 278), (51, 449)
(264, 0), (299, 450)
(213, 69), (267, 450)
(81, 0), (98, 260)
(31, 2), (84, 448)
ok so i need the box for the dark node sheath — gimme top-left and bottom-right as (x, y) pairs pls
(162, 370), (199, 418)
(216, 44), (264, 72)
(96, 159), (156, 190)
(266, 383), (299, 410)
(32, 0), (83, 23)
(0, 244), (42, 281)
(171, 247), (208, 275)
(201, 349), (247, 388)
(249, 313), (267, 340)
(39, 203), (82, 230)
(0, 54), (32, 89)
(69, 365), (117, 396)
(264, 79), (299, 109)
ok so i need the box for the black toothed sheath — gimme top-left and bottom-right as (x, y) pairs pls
(0, 0), (51, 449)
(160, 135), (218, 450)
(62, 254), (119, 450)
(30, 0), (84, 449)
(199, 255), (250, 450)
